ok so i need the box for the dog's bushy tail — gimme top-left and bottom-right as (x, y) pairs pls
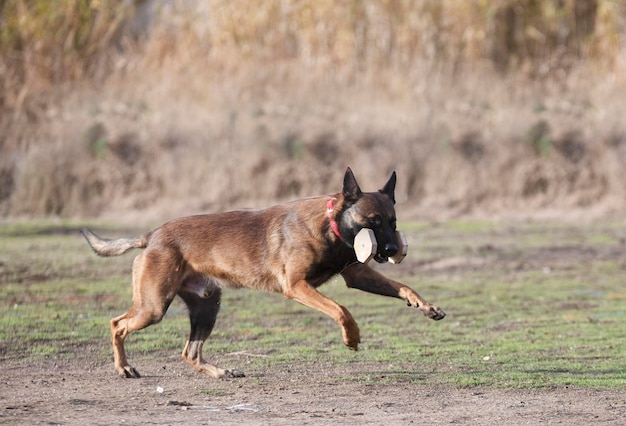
(80, 228), (148, 257)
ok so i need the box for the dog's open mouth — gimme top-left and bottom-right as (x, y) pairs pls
(374, 253), (388, 263)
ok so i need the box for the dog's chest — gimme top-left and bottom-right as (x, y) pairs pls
(305, 248), (356, 287)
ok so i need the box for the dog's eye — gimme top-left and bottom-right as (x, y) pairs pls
(369, 216), (382, 227)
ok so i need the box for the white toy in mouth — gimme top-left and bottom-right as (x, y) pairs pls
(353, 229), (408, 264)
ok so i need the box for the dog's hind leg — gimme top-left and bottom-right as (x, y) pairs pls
(111, 304), (175, 378)
(179, 276), (244, 378)
(111, 251), (180, 378)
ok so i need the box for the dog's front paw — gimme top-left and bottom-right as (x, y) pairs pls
(343, 330), (361, 351)
(342, 322), (361, 351)
(339, 307), (360, 350)
(420, 304), (446, 321)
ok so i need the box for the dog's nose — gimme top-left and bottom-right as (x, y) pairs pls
(382, 242), (398, 257)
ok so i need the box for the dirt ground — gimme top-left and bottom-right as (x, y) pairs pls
(1, 355), (624, 425)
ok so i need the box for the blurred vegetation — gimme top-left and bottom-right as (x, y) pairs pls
(0, 0), (131, 110)
(204, 0), (622, 75)
(1, 0), (625, 218)
(1, 0), (622, 109)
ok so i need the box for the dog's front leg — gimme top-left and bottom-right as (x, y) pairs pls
(283, 280), (361, 350)
(342, 264), (446, 320)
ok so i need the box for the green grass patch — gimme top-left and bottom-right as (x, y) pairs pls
(1, 220), (624, 388)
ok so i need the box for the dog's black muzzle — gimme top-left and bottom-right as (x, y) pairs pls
(374, 241), (398, 263)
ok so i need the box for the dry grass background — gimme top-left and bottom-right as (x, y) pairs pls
(1, 0), (626, 222)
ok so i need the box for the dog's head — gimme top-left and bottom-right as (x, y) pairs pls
(338, 167), (399, 263)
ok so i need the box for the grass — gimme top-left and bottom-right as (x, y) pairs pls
(1, 220), (625, 388)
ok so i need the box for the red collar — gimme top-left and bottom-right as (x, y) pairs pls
(326, 198), (343, 241)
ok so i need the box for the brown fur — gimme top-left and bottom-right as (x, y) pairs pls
(81, 168), (445, 378)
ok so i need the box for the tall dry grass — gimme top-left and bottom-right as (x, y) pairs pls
(1, 0), (626, 221)
(0, 0), (130, 109)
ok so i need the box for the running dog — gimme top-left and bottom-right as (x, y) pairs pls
(81, 168), (445, 378)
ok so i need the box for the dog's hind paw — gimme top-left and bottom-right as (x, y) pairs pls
(118, 365), (141, 378)
(225, 369), (246, 379)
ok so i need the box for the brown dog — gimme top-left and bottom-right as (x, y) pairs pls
(81, 168), (445, 378)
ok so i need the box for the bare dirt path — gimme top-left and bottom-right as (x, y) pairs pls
(2, 357), (625, 425)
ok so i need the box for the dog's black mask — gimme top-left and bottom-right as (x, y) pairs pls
(340, 168), (398, 263)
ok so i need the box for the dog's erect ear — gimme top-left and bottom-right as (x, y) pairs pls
(343, 167), (362, 204)
(379, 171), (396, 204)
